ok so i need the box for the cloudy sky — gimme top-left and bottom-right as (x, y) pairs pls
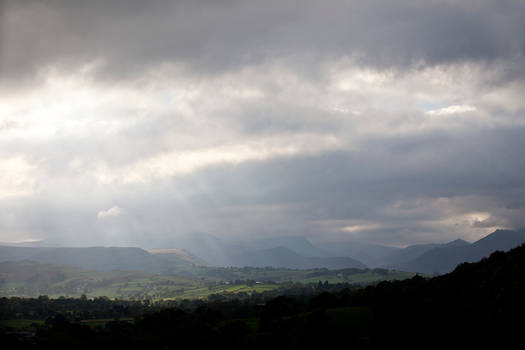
(1, 0), (524, 247)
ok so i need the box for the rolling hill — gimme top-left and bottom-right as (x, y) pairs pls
(147, 248), (207, 266)
(0, 246), (193, 273)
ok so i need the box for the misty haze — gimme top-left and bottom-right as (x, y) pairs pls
(1, 1), (525, 348)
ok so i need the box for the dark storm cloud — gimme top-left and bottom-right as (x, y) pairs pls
(2, 0), (525, 84)
(197, 126), (525, 206)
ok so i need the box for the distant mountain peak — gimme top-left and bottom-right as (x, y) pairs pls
(474, 228), (525, 246)
(444, 239), (470, 247)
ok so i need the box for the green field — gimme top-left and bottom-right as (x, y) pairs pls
(1, 261), (417, 300)
(172, 283), (279, 299)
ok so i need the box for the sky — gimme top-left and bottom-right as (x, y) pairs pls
(1, 0), (525, 248)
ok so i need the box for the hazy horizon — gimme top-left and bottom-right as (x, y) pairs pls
(1, 1), (525, 249)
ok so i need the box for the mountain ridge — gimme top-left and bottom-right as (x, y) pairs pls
(399, 228), (525, 274)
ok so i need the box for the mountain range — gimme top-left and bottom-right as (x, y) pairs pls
(1, 229), (524, 274)
(156, 232), (366, 269)
(0, 235), (366, 272)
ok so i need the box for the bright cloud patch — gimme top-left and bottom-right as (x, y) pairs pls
(97, 206), (123, 220)
(0, 156), (37, 199)
(424, 105), (477, 116)
(340, 223), (385, 233)
(92, 135), (343, 184)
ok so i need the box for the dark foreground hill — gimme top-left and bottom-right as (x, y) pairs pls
(369, 242), (525, 347)
(398, 228), (525, 273)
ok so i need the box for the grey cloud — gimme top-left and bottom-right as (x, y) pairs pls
(2, 0), (525, 85)
(17, 124), (520, 247)
(4, 125), (525, 248)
